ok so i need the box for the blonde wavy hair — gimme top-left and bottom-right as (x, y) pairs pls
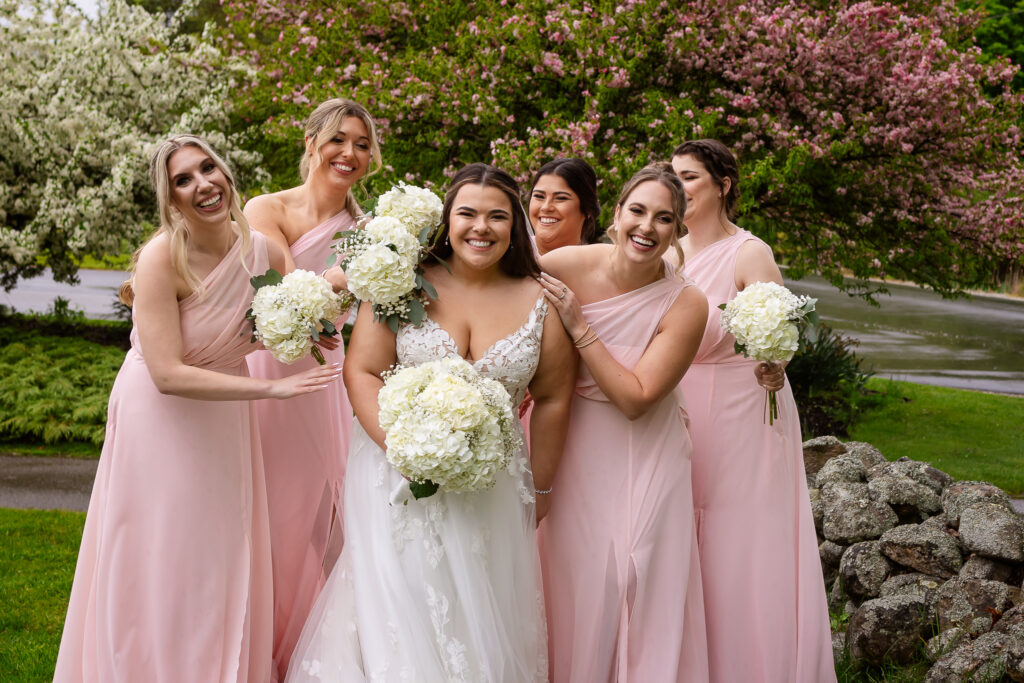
(299, 98), (382, 217)
(607, 162), (688, 271)
(119, 135), (252, 306)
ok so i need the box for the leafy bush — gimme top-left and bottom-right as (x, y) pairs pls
(788, 324), (875, 437)
(0, 329), (124, 445)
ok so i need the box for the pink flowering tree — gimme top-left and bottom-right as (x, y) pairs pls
(223, 0), (1023, 296)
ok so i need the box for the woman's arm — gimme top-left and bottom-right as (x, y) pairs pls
(342, 303), (398, 450)
(734, 239), (788, 391)
(244, 194), (297, 273)
(133, 237), (341, 400)
(540, 272), (708, 420)
(527, 307), (577, 521)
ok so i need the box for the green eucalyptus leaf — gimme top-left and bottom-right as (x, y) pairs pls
(410, 480), (439, 499)
(386, 315), (400, 334)
(320, 319), (337, 335)
(418, 276), (438, 300)
(407, 298), (426, 325)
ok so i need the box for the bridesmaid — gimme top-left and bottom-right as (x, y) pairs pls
(527, 157), (601, 255)
(54, 134), (341, 682)
(537, 163), (710, 682)
(244, 98), (380, 681)
(669, 139), (836, 682)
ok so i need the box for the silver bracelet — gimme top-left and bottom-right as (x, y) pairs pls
(534, 486), (552, 495)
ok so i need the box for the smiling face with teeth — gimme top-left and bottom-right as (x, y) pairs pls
(308, 115), (372, 190)
(167, 146), (232, 228)
(529, 173), (585, 254)
(612, 180), (680, 265)
(447, 183), (515, 273)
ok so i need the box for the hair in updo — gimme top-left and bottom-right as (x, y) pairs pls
(607, 163), (688, 270)
(300, 98), (382, 217)
(529, 157), (601, 244)
(671, 138), (740, 220)
(429, 163), (540, 278)
(119, 135), (251, 306)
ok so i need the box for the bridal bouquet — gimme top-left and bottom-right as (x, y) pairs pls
(719, 281), (818, 425)
(378, 357), (522, 500)
(246, 268), (347, 365)
(331, 182), (444, 332)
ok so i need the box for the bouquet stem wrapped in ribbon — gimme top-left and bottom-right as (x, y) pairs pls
(718, 281), (818, 425)
(378, 357), (522, 501)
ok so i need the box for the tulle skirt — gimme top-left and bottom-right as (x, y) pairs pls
(286, 423), (547, 682)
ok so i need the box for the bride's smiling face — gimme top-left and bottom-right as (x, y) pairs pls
(447, 183), (514, 272)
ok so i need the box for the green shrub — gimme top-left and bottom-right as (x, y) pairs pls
(788, 324), (876, 437)
(0, 329), (124, 446)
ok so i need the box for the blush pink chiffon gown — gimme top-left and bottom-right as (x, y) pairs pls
(245, 211), (354, 681)
(54, 232), (273, 683)
(680, 228), (836, 682)
(539, 272), (709, 683)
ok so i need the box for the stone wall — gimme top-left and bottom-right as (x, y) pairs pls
(804, 436), (1024, 682)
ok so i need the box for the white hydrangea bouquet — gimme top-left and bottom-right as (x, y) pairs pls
(378, 356), (522, 501)
(719, 281), (818, 424)
(246, 268), (347, 365)
(331, 183), (444, 332)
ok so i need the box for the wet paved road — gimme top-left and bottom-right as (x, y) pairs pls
(787, 276), (1024, 395)
(1, 268), (126, 320)
(0, 456), (96, 512)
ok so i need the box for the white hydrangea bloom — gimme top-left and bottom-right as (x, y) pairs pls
(374, 182), (445, 238)
(378, 357), (520, 495)
(345, 243), (418, 305)
(719, 281), (813, 362)
(250, 269), (344, 364)
(363, 216), (423, 262)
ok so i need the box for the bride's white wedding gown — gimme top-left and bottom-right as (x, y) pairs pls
(286, 296), (549, 683)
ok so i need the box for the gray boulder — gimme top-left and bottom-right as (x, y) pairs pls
(935, 577), (1024, 633)
(809, 487), (823, 534)
(843, 441), (888, 469)
(839, 541), (892, 601)
(959, 502), (1024, 563)
(822, 482), (899, 545)
(819, 539), (845, 585)
(925, 631), (1014, 683)
(887, 458), (954, 495)
(802, 435), (847, 482)
(1003, 621), (1024, 682)
(847, 593), (932, 665)
(867, 466), (943, 522)
(816, 454), (867, 488)
(960, 554), (1024, 585)
(879, 573), (944, 617)
(879, 523), (964, 578)
(942, 481), (1015, 526)
(925, 626), (966, 662)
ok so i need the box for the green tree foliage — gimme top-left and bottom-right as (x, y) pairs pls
(223, 0), (1024, 297)
(971, 0), (1024, 90)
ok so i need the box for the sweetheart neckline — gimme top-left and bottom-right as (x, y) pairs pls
(413, 296), (546, 366)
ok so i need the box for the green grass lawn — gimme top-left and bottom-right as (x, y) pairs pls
(849, 378), (1024, 496)
(0, 508), (83, 681)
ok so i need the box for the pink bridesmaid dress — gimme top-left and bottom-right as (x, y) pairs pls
(54, 232), (273, 683)
(539, 273), (709, 683)
(680, 228), (836, 682)
(245, 211), (354, 681)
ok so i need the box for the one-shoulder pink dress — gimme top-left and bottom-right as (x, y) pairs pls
(539, 273), (709, 683)
(245, 211), (354, 681)
(680, 229), (835, 682)
(54, 232), (273, 683)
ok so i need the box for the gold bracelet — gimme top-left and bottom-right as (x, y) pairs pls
(575, 331), (599, 349)
(571, 324), (592, 345)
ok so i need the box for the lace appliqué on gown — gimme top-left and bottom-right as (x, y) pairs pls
(286, 296), (549, 683)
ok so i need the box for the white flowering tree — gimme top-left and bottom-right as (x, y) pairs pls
(0, 0), (266, 289)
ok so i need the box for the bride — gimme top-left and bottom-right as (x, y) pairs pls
(286, 163), (576, 682)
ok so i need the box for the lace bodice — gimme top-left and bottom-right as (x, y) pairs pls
(396, 295), (547, 406)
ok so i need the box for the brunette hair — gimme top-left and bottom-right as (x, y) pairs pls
(300, 98), (382, 216)
(529, 158), (601, 244)
(119, 135), (252, 306)
(608, 162), (687, 269)
(671, 138), (740, 220)
(429, 163), (540, 278)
